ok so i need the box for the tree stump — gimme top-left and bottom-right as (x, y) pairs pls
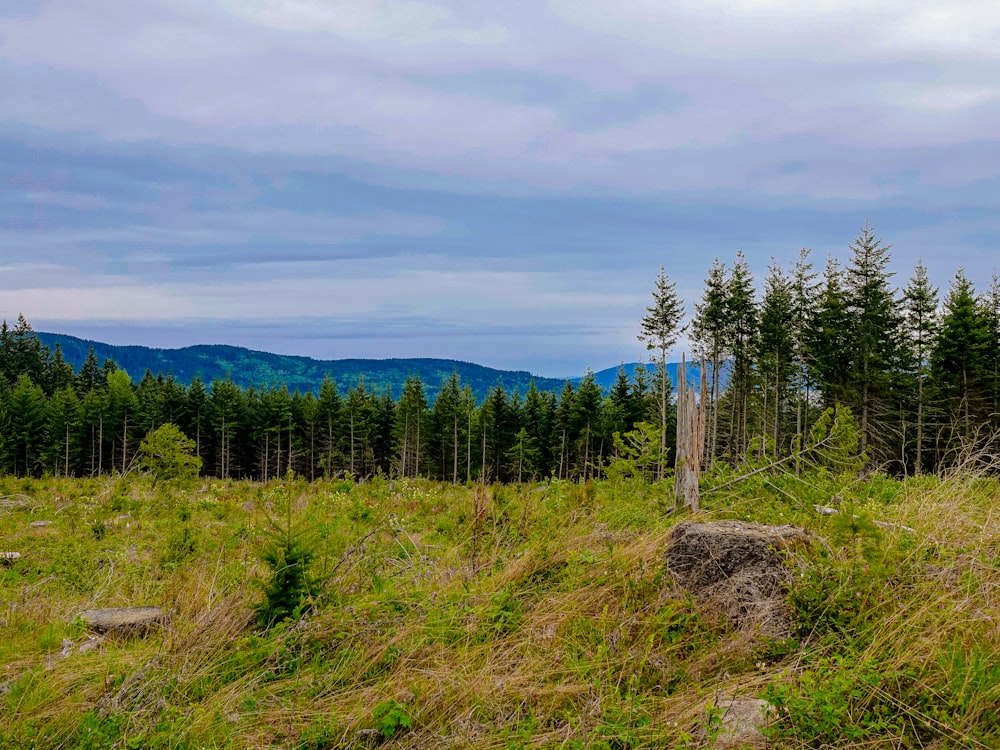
(666, 521), (813, 637)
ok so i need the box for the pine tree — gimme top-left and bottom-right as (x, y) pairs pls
(395, 376), (427, 478)
(344, 378), (374, 479)
(430, 372), (464, 482)
(692, 258), (728, 465)
(843, 222), (901, 460)
(723, 251), (757, 459)
(106, 369), (137, 475)
(571, 371), (604, 479)
(756, 260), (795, 456)
(789, 248), (819, 461)
(76, 347), (105, 394)
(44, 343), (76, 396)
(901, 260), (939, 474)
(521, 381), (554, 479)
(316, 376), (342, 478)
(931, 270), (991, 453)
(210, 380), (245, 479)
(2, 374), (48, 476)
(983, 271), (1000, 436)
(638, 267), (684, 478)
(45, 386), (80, 476)
(805, 257), (852, 409)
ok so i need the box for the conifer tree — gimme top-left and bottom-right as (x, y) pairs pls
(805, 257), (852, 409)
(843, 222), (901, 459)
(901, 260), (939, 474)
(983, 271), (1000, 435)
(2, 374), (48, 476)
(931, 270), (991, 451)
(571, 371), (605, 479)
(756, 260), (795, 456)
(395, 376), (427, 478)
(790, 248), (819, 459)
(429, 372), (468, 482)
(521, 381), (553, 480)
(44, 343), (75, 396)
(316, 376), (342, 478)
(45, 386), (80, 476)
(638, 267), (684, 478)
(723, 251), (758, 458)
(692, 258), (728, 464)
(76, 347), (105, 394)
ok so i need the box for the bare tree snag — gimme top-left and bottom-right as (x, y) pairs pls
(675, 354), (706, 512)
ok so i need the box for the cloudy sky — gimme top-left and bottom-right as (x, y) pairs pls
(2, 1), (999, 376)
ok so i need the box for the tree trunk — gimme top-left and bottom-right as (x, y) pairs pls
(675, 354), (705, 512)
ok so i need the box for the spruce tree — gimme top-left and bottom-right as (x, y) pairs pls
(901, 260), (939, 474)
(638, 267), (684, 479)
(756, 260), (795, 456)
(931, 270), (991, 451)
(790, 248), (819, 460)
(805, 257), (852, 409)
(692, 258), (728, 464)
(395, 376), (427, 478)
(843, 222), (901, 460)
(723, 251), (758, 459)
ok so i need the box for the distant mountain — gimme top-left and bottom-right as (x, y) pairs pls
(37, 332), (722, 401)
(581, 361), (727, 393)
(37, 332), (571, 401)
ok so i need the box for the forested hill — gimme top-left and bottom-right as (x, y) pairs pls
(36, 332), (581, 400)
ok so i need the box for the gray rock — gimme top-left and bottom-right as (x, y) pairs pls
(77, 606), (169, 635)
(29, 520), (52, 528)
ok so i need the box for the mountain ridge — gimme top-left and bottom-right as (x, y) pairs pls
(37, 332), (713, 400)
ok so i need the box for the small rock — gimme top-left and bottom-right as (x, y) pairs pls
(77, 606), (169, 635)
(353, 728), (380, 745)
(0, 552), (20, 564)
(0, 680), (12, 696)
(29, 520), (52, 528)
(710, 698), (772, 749)
(78, 636), (104, 654)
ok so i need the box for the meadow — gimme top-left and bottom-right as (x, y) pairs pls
(1, 467), (998, 749)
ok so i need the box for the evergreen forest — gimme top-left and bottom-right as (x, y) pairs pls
(1, 223), (998, 483)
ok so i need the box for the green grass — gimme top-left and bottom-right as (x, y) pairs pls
(0, 471), (998, 748)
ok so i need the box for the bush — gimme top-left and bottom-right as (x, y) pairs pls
(138, 423), (202, 484)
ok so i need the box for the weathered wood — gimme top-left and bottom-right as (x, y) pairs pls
(29, 520), (52, 528)
(674, 354), (705, 512)
(0, 551), (21, 564)
(77, 607), (169, 634)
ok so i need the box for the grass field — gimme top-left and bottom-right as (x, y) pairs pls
(1, 468), (998, 748)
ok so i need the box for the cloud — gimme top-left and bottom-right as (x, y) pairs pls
(2, 1), (999, 372)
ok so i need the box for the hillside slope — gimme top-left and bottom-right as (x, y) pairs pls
(37, 332), (569, 400)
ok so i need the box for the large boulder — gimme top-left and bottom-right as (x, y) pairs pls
(665, 521), (813, 638)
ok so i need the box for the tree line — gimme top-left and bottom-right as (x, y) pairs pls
(649, 222), (1000, 475)
(1, 222), (996, 481)
(0, 314), (661, 481)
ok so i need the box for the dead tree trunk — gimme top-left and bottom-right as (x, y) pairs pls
(675, 354), (706, 512)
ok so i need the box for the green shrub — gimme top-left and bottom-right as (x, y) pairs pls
(373, 699), (412, 738)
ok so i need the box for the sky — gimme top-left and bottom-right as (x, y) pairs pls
(1, 1), (999, 377)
